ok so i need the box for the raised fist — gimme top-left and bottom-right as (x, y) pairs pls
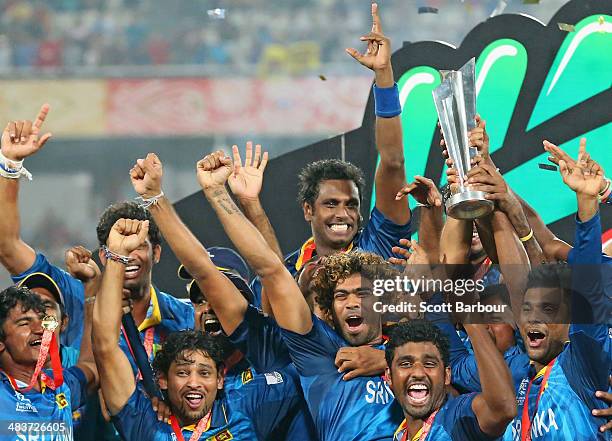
(196, 150), (233, 190)
(1, 104), (52, 161)
(130, 153), (163, 199)
(65, 245), (101, 283)
(107, 219), (150, 256)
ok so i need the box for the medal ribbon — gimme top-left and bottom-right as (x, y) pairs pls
(520, 357), (557, 441)
(121, 325), (156, 381)
(400, 409), (438, 441)
(170, 409), (212, 441)
(295, 237), (354, 271)
(10, 328), (63, 392)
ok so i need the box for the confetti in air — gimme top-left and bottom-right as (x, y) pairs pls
(418, 6), (439, 14)
(490, 0), (507, 18)
(538, 163), (558, 172)
(207, 8), (226, 19)
(557, 23), (575, 32)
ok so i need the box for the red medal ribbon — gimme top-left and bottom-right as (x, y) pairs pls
(400, 409), (438, 441)
(142, 327), (155, 360)
(520, 357), (557, 441)
(7, 328), (63, 392)
(295, 237), (355, 271)
(170, 409), (212, 441)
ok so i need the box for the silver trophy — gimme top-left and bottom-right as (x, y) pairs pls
(433, 58), (494, 220)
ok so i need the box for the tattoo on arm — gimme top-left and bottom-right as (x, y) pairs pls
(212, 190), (239, 215)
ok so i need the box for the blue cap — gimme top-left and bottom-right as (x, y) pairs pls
(178, 247), (250, 282)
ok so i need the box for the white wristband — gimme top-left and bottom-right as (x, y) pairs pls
(0, 150), (32, 180)
(136, 191), (164, 209)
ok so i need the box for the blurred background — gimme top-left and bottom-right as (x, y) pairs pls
(0, 0), (569, 286)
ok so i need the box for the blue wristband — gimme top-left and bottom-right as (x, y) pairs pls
(374, 83), (401, 118)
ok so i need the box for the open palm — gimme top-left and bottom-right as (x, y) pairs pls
(228, 141), (269, 200)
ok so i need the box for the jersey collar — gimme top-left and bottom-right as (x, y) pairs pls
(138, 285), (162, 331)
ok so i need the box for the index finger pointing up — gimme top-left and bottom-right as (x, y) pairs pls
(371, 3), (382, 33)
(33, 104), (50, 129)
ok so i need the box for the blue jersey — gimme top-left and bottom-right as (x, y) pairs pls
(228, 304), (291, 373)
(250, 207), (411, 307)
(0, 367), (88, 441)
(281, 315), (404, 441)
(504, 212), (611, 440)
(228, 304), (318, 441)
(117, 285), (195, 376)
(12, 254), (85, 350)
(112, 367), (305, 441)
(440, 321), (529, 395)
(393, 394), (499, 441)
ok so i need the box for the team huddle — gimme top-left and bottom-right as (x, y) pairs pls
(0, 3), (610, 441)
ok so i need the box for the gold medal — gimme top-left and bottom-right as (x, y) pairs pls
(41, 315), (59, 332)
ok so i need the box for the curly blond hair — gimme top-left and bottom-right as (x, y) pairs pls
(311, 250), (396, 314)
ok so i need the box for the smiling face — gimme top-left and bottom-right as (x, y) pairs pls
(331, 273), (381, 346)
(386, 341), (450, 420)
(0, 304), (46, 367)
(158, 350), (224, 426)
(519, 286), (569, 368)
(303, 179), (361, 252)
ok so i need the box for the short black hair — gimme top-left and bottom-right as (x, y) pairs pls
(0, 286), (46, 341)
(297, 159), (365, 206)
(480, 283), (511, 306)
(152, 330), (225, 378)
(526, 264), (571, 294)
(385, 320), (450, 368)
(96, 201), (161, 247)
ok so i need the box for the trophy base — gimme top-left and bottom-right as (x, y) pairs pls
(446, 190), (494, 220)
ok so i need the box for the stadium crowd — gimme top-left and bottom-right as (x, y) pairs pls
(0, 0), (562, 73)
(0, 2), (610, 441)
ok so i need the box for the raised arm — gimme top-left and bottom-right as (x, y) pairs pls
(227, 142), (282, 316)
(468, 323), (517, 437)
(93, 219), (149, 415)
(0, 105), (52, 274)
(347, 3), (409, 225)
(65, 246), (100, 394)
(228, 142), (283, 259)
(468, 163), (544, 266)
(129, 153), (247, 335)
(197, 151), (312, 335)
(395, 176), (443, 263)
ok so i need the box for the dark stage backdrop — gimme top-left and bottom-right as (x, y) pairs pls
(155, 0), (611, 297)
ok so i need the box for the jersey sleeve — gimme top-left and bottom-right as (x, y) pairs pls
(228, 304), (292, 373)
(111, 387), (159, 441)
(562, 326), (611, 415)
(358, 207), (411, 259)
(11, 253), (85, 349)
(567, 212), (610, 325)
(248, 277), (263, 309)
(280, 315), (345, 377)
(63, 366), (88, 411)
(444, 393), (498, 441)
(234, 367), (303, 439)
